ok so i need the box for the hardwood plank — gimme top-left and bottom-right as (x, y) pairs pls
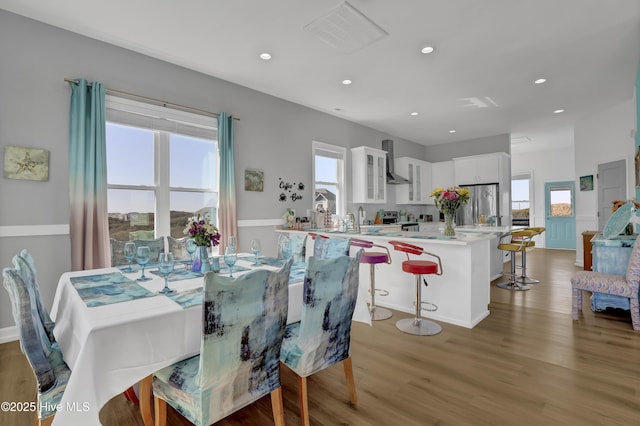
(2, 249), (639, 425)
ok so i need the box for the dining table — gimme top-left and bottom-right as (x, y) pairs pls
(49, 253), (371, 426)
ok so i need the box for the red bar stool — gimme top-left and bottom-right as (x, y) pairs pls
(350, 238), (393, 321)
(389, 241), (443, 336)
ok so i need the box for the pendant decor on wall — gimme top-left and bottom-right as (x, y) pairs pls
(278, 177), (305, 202)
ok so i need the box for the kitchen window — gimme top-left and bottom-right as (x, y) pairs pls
(312, 141), (346, 217)
(512, 174), (531, 226)
(105, 96), (219, 243)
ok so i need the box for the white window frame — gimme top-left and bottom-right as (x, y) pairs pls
(312, 141), (346, 217)
(105, 96), (218, 238)
(512, 171), (534, 225)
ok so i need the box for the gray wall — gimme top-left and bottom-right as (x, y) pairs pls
(0, 10), (427, 329)
(425, 134), (511, 162)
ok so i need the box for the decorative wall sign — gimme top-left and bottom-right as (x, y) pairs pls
(579, 175), (594, 191)
(278, 177), (305, 202)
(244, 169), (264, 192)
(4, 146), (49, 181)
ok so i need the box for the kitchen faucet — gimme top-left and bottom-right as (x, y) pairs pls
(356, 206), (363, 233)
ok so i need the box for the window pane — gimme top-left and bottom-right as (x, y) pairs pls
(107, 189), (155, 241)
(315, 185), (337, 214)
(106, 123), (154, 186)
(512, 178), (530, 225)
(315, 156), (337, 183)
(170, 134), (217, 189)
(170, 191), (218, 238)
(550, 188), (572, 216)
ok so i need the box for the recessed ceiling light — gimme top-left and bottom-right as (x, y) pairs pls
(342, 79), (352, 85)
(534, 78), (547, 84)
(421, 46), (435, 54)
(553, 109), (565, 114)
(410, 112), (419, 116)
(259, 53), (272, 60)
(449, 129), (456, 134)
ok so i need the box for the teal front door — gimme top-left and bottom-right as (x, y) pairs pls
(545, 181), (576, 249)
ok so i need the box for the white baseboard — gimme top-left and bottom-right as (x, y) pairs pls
(0, 326), (18, 344)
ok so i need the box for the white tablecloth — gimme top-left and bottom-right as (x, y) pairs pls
(50, 255), (370, 426)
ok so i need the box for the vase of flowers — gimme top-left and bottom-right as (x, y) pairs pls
(184, 214), (221, 273)
(430, 186), (470, 237)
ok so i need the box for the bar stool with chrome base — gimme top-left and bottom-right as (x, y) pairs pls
(389, 240), (443, 335)
(514, 227), (546, 285)
(350, 238), (393, 321)
(497, 230), (537, 291)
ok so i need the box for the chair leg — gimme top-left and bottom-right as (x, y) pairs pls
(37, 415), (54, 426)
(123, 386), (140, 404)
(343, 357), (357, 404)
(630, 295), (640, 331)
(297, 375), (310, 426)
(270, 387), (285, 426)
(153, 396), (167, 426)
(139, 375), (153, 426)
(571, 287), (581, 320)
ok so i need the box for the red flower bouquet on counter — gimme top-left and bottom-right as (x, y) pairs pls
(430, 187), (470, 236)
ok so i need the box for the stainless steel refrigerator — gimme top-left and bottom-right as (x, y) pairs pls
(456, 183), (500, 226)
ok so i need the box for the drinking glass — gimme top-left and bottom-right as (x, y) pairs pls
(250, 239), (262, 265)
(227, 236), (237, 249)
(278, 234), (292, 261)
(157, 252), (175, 294)
(123, 241), (136, 272)
(185, 238), (197, 269)
(224, 246), (238, 277)
(135, 246), (151, 282)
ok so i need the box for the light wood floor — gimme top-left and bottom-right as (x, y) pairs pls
(2, 249), (640, 425)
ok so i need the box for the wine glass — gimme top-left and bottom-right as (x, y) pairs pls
(135, 246), (151, 282)
(278, 234), (292, 261)
(123, 241), (136, 272)
(157, 252), (175, 294)
(185, 238), (197, 270)
(250, 239), (262, 265)
(224, 246), (237, 277)
(227, 236), (237, 249)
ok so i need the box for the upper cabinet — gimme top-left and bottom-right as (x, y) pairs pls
(453, 152), (510, 186)
(431, 160), (455, 193)
(351, 146), (387, 204)
(395, 157), (432, 205)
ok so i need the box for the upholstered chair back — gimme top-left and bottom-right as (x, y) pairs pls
(152, 259), (292, 425)
(277, 233), (307, 264)
(13, 250), (55, 342)
(166, 236), (191, 261)
(2, 268), (70, 420)
(281, 252), (362, 377)
(313, 236), (350, 259)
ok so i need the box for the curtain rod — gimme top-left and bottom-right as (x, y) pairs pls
(64, 78), (239, 121)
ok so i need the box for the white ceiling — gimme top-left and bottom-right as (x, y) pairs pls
(2, 0), (639, 151)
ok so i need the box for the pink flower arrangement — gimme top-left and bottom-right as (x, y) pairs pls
(430, 187), (470, 215)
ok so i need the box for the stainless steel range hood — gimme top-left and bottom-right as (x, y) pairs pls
(382, 139), (410, 184)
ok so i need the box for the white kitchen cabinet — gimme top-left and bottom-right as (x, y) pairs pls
(394, 157), (432, 204)
(351, 146), (387, 204)
(453, 152), (508, 185)
(431, 160), (455, 194)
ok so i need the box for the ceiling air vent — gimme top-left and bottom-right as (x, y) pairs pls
(303, 1), (388, 53)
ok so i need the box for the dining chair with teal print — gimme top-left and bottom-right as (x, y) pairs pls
(151, 258), (293, 426)
(2, 267), (70, 426)
(280, 252), (362, 426)
(311, 234), (350, 259)
(277, 232), (308, 264)
(166, 236), (191, 261)
(13, 250), (55, 342)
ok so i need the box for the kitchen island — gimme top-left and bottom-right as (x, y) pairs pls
(276, 227), (510, 329)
